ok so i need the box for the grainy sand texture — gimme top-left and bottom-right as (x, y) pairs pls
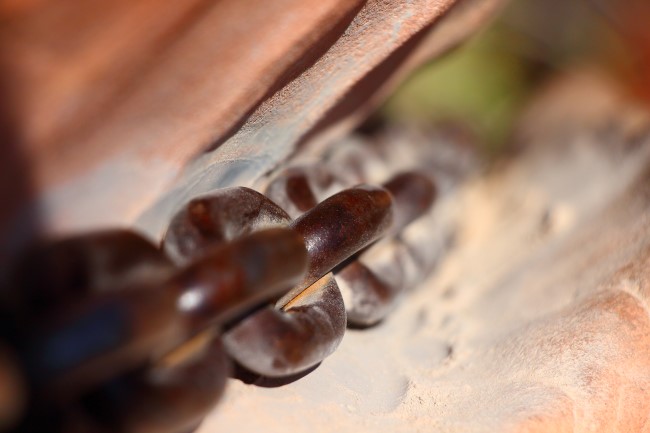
(199, 70), (650, 433)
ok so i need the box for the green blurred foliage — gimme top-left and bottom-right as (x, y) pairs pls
(382, 26), (532, 156)
(380, 0), (640, 157)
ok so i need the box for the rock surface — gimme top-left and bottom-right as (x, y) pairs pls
(0, 0), (505, 251)
(199, 70), (650, 432)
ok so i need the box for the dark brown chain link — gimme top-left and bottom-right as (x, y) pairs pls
(0, 135), (467, 433)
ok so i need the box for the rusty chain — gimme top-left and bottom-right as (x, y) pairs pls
(1, 134), (473, 433)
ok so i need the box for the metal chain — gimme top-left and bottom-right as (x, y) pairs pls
(2, 133), (473, 433)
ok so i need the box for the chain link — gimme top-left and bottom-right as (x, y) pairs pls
(2, 133), (474, 432)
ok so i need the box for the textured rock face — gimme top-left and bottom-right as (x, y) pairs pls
(0, 0), (506, 250)
(199, 71), (650, 432)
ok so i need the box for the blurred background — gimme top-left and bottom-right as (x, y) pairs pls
(379, 0), (650, 157)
